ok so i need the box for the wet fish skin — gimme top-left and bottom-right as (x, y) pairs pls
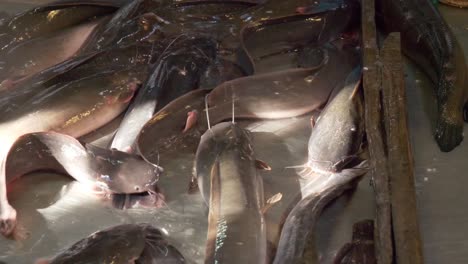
(273, 67), (366, 263)
(0, 4), (116, 54)
(85, 143), (162, 194)
(159, 0), (358, 75)
(0, 67), (147, 238)
(306, 68), (364, 173)
(14, 42), (158, 93)
(376, 0), (468, 152)
(198, 122), (266, 264)
(0, 132), (162, 237)
(111, 35), (217, 152)
(49, 224), (146, 264)
(136, 224), (186, 264)
(198, 58), (247, 90)
(239, 1), (360, 73)
(137, 43), (359, 168)
(37, 223), (184, 264)
(273, 162), (368, 264)
(81, 0), (162, 52)
(0, 18), (103, 83)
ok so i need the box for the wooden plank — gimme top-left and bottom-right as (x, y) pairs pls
(360, 0), (393, 263)
(381, 33), (424, 264)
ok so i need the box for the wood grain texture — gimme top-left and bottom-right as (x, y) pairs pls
(381, 33), (424, 264)
(360, 0), (393, 263)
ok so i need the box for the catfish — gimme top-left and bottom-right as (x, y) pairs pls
(111, 35), (218, 152)
(0, 67), (148, 238)
(273, 161), (368, 264)
(0, 1), (119, 53)
(197, 122), (267, 264)
(0, 17), (104, 83)
(376, 0), (468, 151)
(137, 43), (359, 169)
(0, 132), (163, 238)
(36, 223), (185, 264)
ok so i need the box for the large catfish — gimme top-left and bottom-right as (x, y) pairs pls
(111, 35), (218, 152)
(0, 132), (162, 238)
(196, 122), (267, 264)
(273, 69), (366, 263)
(0, 0), (122, 53)
(0, 17), (104, 83)
(0, 66), (148, 237)
(137, 43), (359, 172)
(36, 223), (185, 264)
(376, 0), (468, 151)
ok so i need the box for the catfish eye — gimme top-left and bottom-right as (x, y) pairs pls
(134, 186), (141, 192)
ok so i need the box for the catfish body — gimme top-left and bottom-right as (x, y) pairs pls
(0, 18), (103, 82)
(0, 132), (162, 237)
(376, 0), (468, 151)
(306, 68), (364, 173)
(0, 2), (118, 53)
(111, 36), (218, 152)
(38, 223), (185, 264)
(137, 43), (359, 168)
(197, 122), (266, 264)
(273, 162), (368, 264)
(0, 67), (147, 238)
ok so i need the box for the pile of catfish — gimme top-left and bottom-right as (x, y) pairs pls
(0, 0), (466, 263)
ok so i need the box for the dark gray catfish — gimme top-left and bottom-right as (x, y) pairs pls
(239, 1), (360, 73)
(159, 0), (359, 75)
(111, 35), (218, 153)
(376, 0), (468, 152)
(197, 122), (266, 264)
(0, 17), (104, 83)
(137, 43), (359, 168)
(273, 70), (366, 264)
(36, 223), (185, 264)
(0, 132), (162, 238)
(9, 42), (159, 92)
(0, 67), (148, 238)
(0, 1), (119, 53)
(272, 161), (368, 264)
(305, 68), (364, 174)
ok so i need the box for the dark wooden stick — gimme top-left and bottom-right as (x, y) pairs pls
(360, 0), (393, 263)
(381, 33), (424, 264)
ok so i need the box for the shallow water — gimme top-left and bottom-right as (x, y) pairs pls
(0, 1), (466, 263)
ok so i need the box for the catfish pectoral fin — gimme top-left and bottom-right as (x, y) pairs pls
(255, 159), (271, 171)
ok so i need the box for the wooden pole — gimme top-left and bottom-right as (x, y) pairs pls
(360, 0), (393, 263)
(381, 33), (424, 264)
